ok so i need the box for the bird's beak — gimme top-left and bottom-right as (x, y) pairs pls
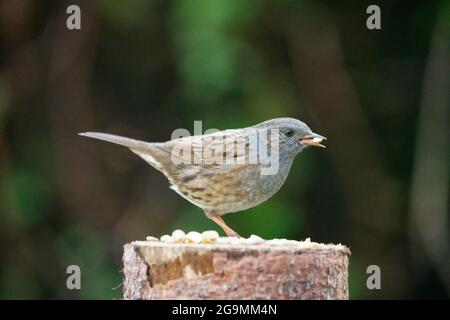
(300, 133), (327, 148)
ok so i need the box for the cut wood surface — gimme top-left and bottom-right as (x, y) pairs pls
(122, 240), (351, 300)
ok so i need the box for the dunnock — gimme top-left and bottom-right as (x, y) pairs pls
(79, 118), (326, 237)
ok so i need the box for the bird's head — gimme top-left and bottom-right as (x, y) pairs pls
(254, 117), (326, 155)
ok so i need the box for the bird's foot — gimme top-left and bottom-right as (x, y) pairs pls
(224, 229), (242, 238)
(209, 214), (242, 239)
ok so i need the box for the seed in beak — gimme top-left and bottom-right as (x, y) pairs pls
(312, 137), (323, 143)
(300, 134), (326, 148)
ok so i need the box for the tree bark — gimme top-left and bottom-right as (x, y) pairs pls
(122, 241), (350, 300)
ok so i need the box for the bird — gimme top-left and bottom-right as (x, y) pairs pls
(79, 118), (326, 238)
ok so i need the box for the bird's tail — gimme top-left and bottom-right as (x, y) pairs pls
(78, 132), (155, 150)
(79, 132), (169, 172)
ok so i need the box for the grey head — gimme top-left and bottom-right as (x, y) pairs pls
(252, 117), (326, 155)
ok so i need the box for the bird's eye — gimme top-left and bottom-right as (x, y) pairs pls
(284, 129), (294, 137)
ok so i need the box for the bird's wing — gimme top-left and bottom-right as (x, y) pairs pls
(153, 131), (260, 195)
(160, 129), (254, 169)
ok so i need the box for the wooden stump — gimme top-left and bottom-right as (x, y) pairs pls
(122, 240), (351, 300)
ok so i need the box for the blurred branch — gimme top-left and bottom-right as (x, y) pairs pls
(45, 0), (119, 226)
(0, 0), (63, 293)
(0, 0), (47, 107)
(287, 3), (404, 296)
(287, 6), (400, 232)
(409, 12), (449, 293)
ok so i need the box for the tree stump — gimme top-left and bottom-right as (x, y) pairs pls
(122, 240), (351, 300)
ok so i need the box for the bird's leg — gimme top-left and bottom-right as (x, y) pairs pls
(208, 214), (241, 238)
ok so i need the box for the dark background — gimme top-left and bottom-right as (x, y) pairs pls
(0, 0), (448, 299)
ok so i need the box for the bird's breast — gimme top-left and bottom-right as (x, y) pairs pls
(171, 156), (295, 214)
